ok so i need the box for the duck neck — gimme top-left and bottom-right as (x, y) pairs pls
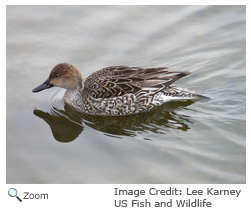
(64, 86), (83, 108)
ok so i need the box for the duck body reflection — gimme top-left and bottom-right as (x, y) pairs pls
(34, 100), (196, 143)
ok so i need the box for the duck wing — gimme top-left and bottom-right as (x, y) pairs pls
(83, 66), (190, 99)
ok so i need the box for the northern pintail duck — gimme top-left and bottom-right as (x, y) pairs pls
(33, 63), (207, 116)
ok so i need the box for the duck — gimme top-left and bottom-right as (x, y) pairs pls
(32, 63), (208, 116)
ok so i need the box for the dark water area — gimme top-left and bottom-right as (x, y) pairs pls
(7, 5), (245, 183)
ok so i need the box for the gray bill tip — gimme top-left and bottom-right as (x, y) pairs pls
(32, 79), (53, 93)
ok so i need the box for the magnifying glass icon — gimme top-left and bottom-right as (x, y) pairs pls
(8, 188), (22, 202)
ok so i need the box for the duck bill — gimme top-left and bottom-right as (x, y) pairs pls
(32, 79), (53, 93)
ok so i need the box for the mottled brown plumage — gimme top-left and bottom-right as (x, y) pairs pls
(33, 63), (207, 116)
(83, 66), (190, 99)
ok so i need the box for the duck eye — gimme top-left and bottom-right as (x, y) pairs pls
(54, 74), (59, 79)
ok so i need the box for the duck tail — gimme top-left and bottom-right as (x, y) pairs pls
(161, 86), (210, 102)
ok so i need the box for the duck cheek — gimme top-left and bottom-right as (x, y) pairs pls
(49, 78), (65, 89)
(32, 78), (53, 92)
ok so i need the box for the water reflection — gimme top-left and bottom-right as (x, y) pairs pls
(34, 109), (83, 142)
(33, 101), (195, 143)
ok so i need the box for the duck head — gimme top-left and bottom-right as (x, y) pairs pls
(32, 63), (82, 93)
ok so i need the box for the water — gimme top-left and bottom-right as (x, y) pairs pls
(6, 5), (245, 183)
